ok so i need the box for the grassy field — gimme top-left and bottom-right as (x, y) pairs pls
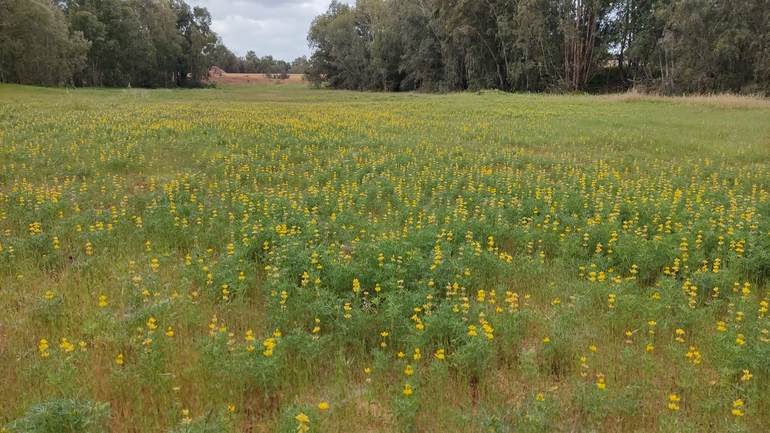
(1, 83), (770, 432)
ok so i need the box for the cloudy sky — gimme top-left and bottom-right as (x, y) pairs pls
(188, 0), (352, 62)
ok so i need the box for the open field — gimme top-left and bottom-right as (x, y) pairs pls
(206, 70), (305, 85)
(1, 84), (770, 432)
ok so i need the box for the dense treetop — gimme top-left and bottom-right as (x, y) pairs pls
(2, 0), (768, 94)
(306, 0), (770, 94)
(0, 0), (305, 87)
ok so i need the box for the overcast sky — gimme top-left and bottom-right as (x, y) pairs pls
(187, 0), (352, 62)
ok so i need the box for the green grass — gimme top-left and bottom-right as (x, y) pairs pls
(1, 83), (770, 432)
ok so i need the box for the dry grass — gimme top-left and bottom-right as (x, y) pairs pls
(206, 70), (305, 85)
(599, 89), (770, 108)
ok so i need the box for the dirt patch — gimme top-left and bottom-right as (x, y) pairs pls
(206, 67), (304, 85)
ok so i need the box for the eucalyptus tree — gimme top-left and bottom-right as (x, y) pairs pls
(657, 0), (770, 93)
(0, 0), (89, 86)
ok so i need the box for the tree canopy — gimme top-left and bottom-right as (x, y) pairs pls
(0, 0), (302, 87)
(306, 0), (770, 94)
(4, 0), (768, 93)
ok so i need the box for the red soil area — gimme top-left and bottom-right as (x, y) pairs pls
(206, 67), (304, 85)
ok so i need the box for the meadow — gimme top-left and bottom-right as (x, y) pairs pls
(1, 84), (770, 432)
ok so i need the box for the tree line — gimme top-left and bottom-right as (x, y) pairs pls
(213, 51), (309, 75)
(0, 0), (301, 87)
(306, 0), (770, 94)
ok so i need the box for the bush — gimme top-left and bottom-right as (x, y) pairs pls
(5, 399), (110, 433)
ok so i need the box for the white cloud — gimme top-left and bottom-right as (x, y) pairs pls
(188, 0), (353, 61)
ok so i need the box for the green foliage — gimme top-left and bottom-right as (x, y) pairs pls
(1, 85), (770, 431)
(5, 399), (110, 433)
(275, 404), (318, 433)
(0, 0), (226, 88)
(0, 0), (89, 86)
(307, 0), (770, 94)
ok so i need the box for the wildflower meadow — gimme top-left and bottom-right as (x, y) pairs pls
(1, 84), (769, 432)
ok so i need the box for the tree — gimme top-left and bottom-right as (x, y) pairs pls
(0, 0), (89, 86)
(171, 1), (218, 85)
(243, 50), (259, 73)
(304, 0), (769, 93)
(307, 0), (373, 89)
(1, 0), (301, 88)
(290, 56), (310, 74)
(657, 0), (770, 93)
(559, 0), (614, 91)
(210, 39), (239, 73)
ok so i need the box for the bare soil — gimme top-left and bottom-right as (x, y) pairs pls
(206, 67), (304, 85)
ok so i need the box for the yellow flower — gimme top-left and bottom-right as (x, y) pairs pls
(116, 354), (124, 365)
(262, 337), (276, 356)
(60, 338), (74, 352)
(405, 365), (413, 375)
(668, 394), (680, 410)
(741, 370), (752, 381)
(295, 412), (310, 423)
(542, 337), (550, 343)
(318, 401), (329, 411)
(228, 405), (235, 412)
(732, 399), (745, 416)
(646, 344), (654, 352)
(403, 383), (413, 395)
(434, 349), (445, 360)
